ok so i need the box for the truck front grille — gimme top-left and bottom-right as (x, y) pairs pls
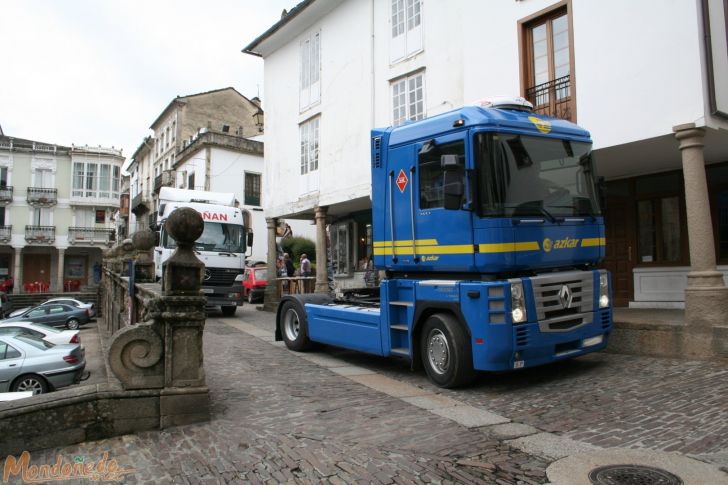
(531, 271), (594, 332)
(203, 267), (242, 286)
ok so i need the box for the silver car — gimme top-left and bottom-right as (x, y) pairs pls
(0, 334), (86, 394)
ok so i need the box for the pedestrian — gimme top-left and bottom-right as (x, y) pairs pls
(284, 253), (295, 277)
(300, 253), (311, 277)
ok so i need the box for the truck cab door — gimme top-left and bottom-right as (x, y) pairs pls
(412, 133), (475, 272)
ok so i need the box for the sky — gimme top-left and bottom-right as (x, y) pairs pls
(2, 0), (297, 169)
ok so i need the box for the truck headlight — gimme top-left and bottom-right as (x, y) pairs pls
(598, 271), (610, 308)
(509, 279), (527, 324)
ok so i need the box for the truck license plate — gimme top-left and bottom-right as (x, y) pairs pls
(201, 289), (214, 294)
(513, 360), (525, 369)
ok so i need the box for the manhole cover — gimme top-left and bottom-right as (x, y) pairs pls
(589, 464), (683, 485)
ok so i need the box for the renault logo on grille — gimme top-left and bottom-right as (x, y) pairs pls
(558, 284), (573, 309)
(204, 269), (212, 281)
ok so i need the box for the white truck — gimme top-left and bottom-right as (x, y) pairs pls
(155, 187), (251, 316)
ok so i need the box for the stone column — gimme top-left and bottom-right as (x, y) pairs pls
(12, 249), (21, 294)
(314, 206), (329, 293)
(56, 248), (65, 292)
(263, 217), (279, 312)
(674, 123), (728, 329)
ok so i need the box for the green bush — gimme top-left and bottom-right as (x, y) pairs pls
(281, 236), (316, 263)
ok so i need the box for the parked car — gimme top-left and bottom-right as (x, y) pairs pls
(0, 292), (11, 319)
(0, 321), (81, 345)
(1, 304), (91, 330)
(39, 298), (96, 319)
(242, 266), (268, 304)
(0, 334), (86, 394)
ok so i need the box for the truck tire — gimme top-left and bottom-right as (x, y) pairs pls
(280, 300), (312, 351)
(420, 313), (476, 388)
(221, 306), (237, 317)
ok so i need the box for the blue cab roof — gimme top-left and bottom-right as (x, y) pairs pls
(374, 106), (592, 146)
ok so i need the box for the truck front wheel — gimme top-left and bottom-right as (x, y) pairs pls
(221, 305), (237, 317)
(280, 300), (312, 351)
(420, 313), (475, 388)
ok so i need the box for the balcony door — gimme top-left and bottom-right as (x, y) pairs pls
(34, 168), (53, 188)
(32, 208), (50, 227)
(520, 4), (575, 121)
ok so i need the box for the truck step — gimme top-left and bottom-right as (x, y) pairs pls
(390, 324), (408, 331)
(391, 347), (410, 357)
(389, 300), (414, 307)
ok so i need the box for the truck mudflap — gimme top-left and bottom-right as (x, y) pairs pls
(471, 308), (612, 372)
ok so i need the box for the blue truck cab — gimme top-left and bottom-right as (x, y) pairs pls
(276, 97), (612, 388)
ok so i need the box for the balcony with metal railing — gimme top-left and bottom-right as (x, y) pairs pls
(0, 225), (11, 243)
(525, 75), (574, 122)
(68, 227), (116, 245)
(131, 191), (151, 216)
(27, 187), (58, 206)
(25, 225), (55, 243)
(0, 186), (13, 204)
(154, 170), (176, 194)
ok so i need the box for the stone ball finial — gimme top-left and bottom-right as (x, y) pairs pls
(122, 238), (134, 253)
(165, 208), (204, 247)
(132, 230), (157, 252)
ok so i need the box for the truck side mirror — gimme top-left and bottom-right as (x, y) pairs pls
(247, 231), (254, 249)
(443, 171), (464, 210)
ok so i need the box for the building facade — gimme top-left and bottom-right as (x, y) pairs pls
(0, 136), (123, 293)
(128, 87), (315, 264)
(244, 0), (728, 307)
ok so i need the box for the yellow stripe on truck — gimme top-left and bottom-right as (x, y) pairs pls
(581, 237), (606, 247)
(479, 241), (540, 253)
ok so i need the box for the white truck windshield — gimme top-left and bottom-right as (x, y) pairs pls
(163, 222), (245, 253)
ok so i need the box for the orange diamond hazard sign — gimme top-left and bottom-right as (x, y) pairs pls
(396, 169), (408, 193)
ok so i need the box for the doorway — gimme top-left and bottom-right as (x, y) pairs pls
(601, 182), (637, 307)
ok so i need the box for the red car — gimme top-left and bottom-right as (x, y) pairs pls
(243, 266), (268, 304)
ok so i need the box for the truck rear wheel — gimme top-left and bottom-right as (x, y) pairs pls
(280, 300), (312, 351)
(221, 305), (237, 317)
(420, 313), (475, 388)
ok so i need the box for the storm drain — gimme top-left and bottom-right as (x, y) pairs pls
(588, 464), (683, 485)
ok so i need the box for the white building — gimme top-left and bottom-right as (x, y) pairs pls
(244, 0), (728, 307)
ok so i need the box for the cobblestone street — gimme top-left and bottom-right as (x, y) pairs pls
(13, 304), (728, 484)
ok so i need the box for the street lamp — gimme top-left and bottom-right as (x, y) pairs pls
(253, 108), (264, 133)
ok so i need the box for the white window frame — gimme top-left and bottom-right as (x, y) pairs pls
(299, 116), (320, 175)
(390, 0), (423, 64)
(299, 30), (321, 111)
(391, 71), (425, 126)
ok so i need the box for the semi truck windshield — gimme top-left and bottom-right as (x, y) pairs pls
(163, 222), (245, 252)
(475, 133), (601, 219)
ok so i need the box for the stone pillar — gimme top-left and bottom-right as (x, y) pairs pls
(674, 123), (728, 329)
(12, 249), (21, 294)
(56, 248), (65, 292)
(314, 206), (329, 293)
(263, 217), (279, 312)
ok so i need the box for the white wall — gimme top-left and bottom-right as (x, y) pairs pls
(263, 0), (373, 218)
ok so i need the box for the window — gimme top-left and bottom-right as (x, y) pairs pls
(172, 121), (176, 141)
(95, 209), (106, 224)
(0, 342), (22, 360)
(300, 31), (321, 111)
(34, 168), (53, 188)
(521, 6), (574, 120)
(419, 140), (465, 209)
(188, 172), (195, 190)
(32, 208), (50, 226)
(72, 162), (119, 198)
(390, 0), (422, 63)
(718, 190), (728, 262)
(637, 196), (684, 264)
(0, 167), (7, 186)
(244, 172), (261, 206)
(300, 117), (320, 175)
(392, 72), (425, 126)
